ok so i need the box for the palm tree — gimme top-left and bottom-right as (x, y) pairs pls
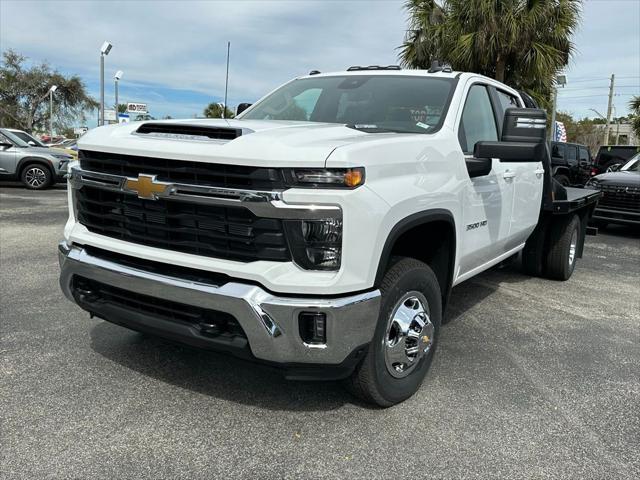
(400, 0), (581, 107)
(203, 102), (235, 119)
(630, 96), (640, 140)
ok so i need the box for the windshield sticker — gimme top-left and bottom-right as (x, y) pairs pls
(416, 122), (430, 130)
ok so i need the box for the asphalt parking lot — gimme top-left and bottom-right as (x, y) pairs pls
(1, 184), (639, 479)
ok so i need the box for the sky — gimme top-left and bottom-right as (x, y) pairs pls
(1, 0), (638, 126)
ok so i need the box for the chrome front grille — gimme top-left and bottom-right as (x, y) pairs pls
(75, 185), (291, 262)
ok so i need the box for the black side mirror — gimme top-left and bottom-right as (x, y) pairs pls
(0, 142), (13, 150)
(465, 157), (493, 178)
(501, 107), (547, 143)
(236, 103), (252, 115)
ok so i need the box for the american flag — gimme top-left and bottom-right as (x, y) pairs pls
(554, 121), (567, 142)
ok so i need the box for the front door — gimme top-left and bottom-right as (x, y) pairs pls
(456, 83), (514, 277)
(0, 132), (18, 175)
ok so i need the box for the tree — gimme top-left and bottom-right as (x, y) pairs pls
(400, 0), (581, 107)
(0, 50), (98, 133)
(630, 96), (640, 140)
(555, 112), (602, 152)
(117, 103), (128, 114)
(203, 102), (235, 119)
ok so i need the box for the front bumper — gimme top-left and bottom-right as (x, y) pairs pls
(592, 206), (640, 225)
(58, 241), (381, 370)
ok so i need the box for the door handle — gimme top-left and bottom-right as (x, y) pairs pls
(534, 168), (545, 178)
(503, 171), (516, 180)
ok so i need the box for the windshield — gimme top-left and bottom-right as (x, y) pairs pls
(11, 130), (46, 147)
(621, 154), (639, 172)
(0, 129), (30, 147)
(242, 75), (455, 134)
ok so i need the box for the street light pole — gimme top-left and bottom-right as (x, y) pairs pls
(99, 42), (113, 126)
(49, 85), (57, 140)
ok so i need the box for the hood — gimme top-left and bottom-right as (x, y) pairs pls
(592, 170), (640, 187)
(77, 118), (379, 168)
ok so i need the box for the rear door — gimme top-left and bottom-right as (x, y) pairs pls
(456, 83), (514, 276)
(578, 146), (592, 184)
(489, 86), (544, 246)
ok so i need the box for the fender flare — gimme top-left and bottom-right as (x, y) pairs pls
(374, 209), (457, 301)
(17, 156), (56, 178)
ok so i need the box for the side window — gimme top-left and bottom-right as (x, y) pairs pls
(495, 90), (520, 113)
(458, 85), (498, 154)
(551, 143), (565, 159)
(566, 145), (578, 164)
(578, 147), (590, 163)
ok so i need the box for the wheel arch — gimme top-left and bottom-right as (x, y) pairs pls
(374, 209), (457, 309)
(18, 157), (55, 178)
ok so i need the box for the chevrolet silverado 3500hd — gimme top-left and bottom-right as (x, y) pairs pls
(59, 66), (600, 406)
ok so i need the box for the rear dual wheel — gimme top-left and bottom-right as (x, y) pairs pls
(345, 257), (441, 407)
(544, 215), (581, 281)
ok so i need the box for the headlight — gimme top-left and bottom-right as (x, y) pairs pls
(285, 168), (365, 188)
(52, 153), (72, 160)
(585, 179), (600, 189)
(284, 218), (343, 270)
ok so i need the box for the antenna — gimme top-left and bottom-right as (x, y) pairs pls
(223, 41), (230, 119)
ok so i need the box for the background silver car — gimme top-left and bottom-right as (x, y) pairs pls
(0, 128), (72, 189)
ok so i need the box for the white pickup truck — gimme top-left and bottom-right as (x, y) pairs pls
(59, 66), (600, 406)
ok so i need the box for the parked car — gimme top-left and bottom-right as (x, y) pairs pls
(0, 128), (73, 189)
(550, 141), (593, 186)
(593, 145), (640, 174)
(6, 128), (78, 159)
(59, 67), (600, 406)
(586, 153), (640, 226)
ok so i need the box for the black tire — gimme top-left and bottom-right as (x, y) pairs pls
(21, 163), (53, 190)
(554, 174), (570, 187)
(344, 257), (442, 407)
(544, 215), (580, 281)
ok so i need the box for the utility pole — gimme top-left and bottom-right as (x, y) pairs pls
(223, 41), (230, 119)
(549, 87), (558, 142)
(604, 73), (615, 145)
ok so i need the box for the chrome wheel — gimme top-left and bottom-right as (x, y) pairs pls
(568, 228), (578, 266)
(25, 167), (47, 188)
(383, 291), (434, 379)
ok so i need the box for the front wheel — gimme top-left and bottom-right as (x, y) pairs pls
(344, 257), (442, 407)
(21, 163), (52, 190)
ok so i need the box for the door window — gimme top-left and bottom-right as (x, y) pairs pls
(565, 145), (578, 164)
(458, 85), (498, 154)
(578, 147), (590, 163)
(551, 143), (565, 159)
(495, 90), (520, 113)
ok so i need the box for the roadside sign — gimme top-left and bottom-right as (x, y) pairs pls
(127, 102), (148, 114)
(73, 127), (89, 135)
(104, 109), (117, 121)
(118, 113), (130, 124)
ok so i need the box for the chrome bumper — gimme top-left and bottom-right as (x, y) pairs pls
(58, 242), (380, 365)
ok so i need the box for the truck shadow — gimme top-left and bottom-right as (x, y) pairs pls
(88, 273), (504, 411)
(89, 321), (366, 411)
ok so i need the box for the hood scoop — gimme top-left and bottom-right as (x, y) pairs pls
(135, 123), (243, 141)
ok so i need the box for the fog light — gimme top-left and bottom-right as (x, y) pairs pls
(299, 312), (327, 345)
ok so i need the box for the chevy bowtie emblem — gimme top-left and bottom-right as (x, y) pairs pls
(124, 174), (171, 200)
